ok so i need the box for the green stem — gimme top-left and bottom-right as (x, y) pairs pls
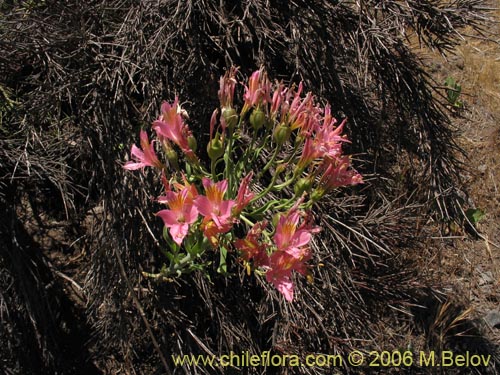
(301, 199), (315, 210)
(252, 171), (280, 202)
(250, 135), (270, 166)
(167, 251), (202, 277)
(142, 251), (194, 280)
(272, 176), (295, 191)
(193, 160), (210, 178)
(239, 214), (255, 227)
(224, 136), (235, 193)
(239, 132), (258, 178)
(248, 198), (287, 216)
(256, 145), (280, 180)
(210, 158), (217, 181)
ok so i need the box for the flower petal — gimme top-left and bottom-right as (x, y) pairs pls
(169, 223), (189, 246)
(156, 209), (178, 226)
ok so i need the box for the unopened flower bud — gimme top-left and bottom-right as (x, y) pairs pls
(295, 133), (305, 146)
(272, 212), (281, 228)
(222, 107), (238, 132)
(249, 108), (266, 131)
(310, 188), (324, 202)
(273, 123), (291, 145)
(166, 148), (179, 170)
(187, 135), (197, 152)
(207, 132), (224, 160)
(294, 177), (312, 196)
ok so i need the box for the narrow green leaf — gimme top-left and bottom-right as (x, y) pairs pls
(217, 245), (228, 274)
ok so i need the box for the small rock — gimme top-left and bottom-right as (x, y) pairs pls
(478, 164), (487, 174)
(483, 310), (500, 328)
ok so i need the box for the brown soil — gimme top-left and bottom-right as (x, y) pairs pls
(419, 12), (500, 348)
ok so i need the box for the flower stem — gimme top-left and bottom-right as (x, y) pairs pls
(257, 145), (280, 180)
(211, 159), (217, 180)
(224, 136), (235, 194)
(239, 214), (255, 227)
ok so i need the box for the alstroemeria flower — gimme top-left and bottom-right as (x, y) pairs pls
(296, 137), (321, 172)
(314, 107), (348, 159)
(318, 156), (363, 192)
(218, 67), (238, 108)
(235, 221), (269, 267)
(274, 206), (319, 255)
(232, 172), (255, 216)
(200, 217), (233, 248)
(287, 86), (316, 131)
(156, 185), (199, 246)
(123, 130), (163, 170)
(265, 246), (311, 301)
(152, 97), (196, 159)
(242, 69), (271, 113)
(266, 266), (294, 301)
(296, 106), (349, 172)
(120, 68), (364, 303)
(270, 83), (285, 119)
(264, 204), (317, 301)
(195, 178), (235, 228)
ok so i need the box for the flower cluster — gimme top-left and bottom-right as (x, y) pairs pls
(123, 67), (362, 301)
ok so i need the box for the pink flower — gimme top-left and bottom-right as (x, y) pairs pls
(296, 106), (350, 171)
(274, 206), (319, 255)
(270, 83), (285, 119)
(235, 221), (269, 267)
(314, 107), (348, 159)
(194, 178), (235, 228)
(218, 67), (238, 108)
(156, 185), (199, 246)
(318, 156), (363, 191)
(242, 69), (271, 113)
(265, 250), (310, 301)
(263, 205), (318, 301)
(124, 130), (163, 170)
(209, 108), (227, 142)
(244, 70), (262, 108)
(152, 97), (195, 159)
(201, 218), (233, 248)
(265, 244), (312, 301)
(288, 84), (312, 130)
(232, 172), (255, 216)
(296, 138), (321, 171)
(266, 265), (294, 301)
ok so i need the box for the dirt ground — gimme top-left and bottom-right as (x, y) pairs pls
(420, 11), (500, 348)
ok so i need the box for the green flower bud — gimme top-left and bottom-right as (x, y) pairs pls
(310, 189), (324, 202)
(295, 133), (305, 146)
(273, 123), (291, 145)
(272, 212), (281, 228)
(166, 148), (179, 170)
(207, 132), (224, 160)
(294, 177), (313, 196)
(222, 107), (238, 132)
(249, 108), (266, 131)
(187, 135), (197, 152)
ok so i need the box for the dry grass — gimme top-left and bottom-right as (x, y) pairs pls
(457, 13), (500, 114)
(411, 3), (500, 358)
(1, 1), (499, 374)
